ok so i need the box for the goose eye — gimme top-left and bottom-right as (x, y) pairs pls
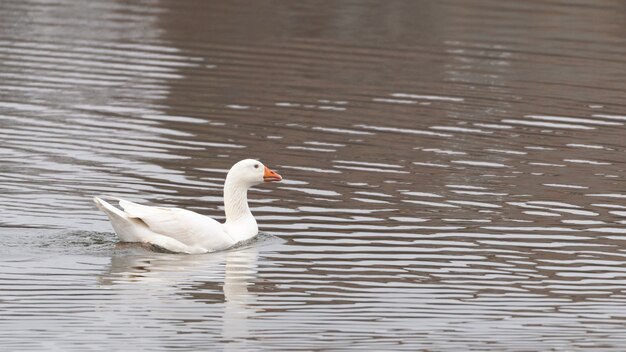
(254, 164), (260, 169)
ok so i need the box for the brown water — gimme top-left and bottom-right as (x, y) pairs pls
(2, 0), (626, 350)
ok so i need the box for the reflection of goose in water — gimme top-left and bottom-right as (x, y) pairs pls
(94, 159), (282, 254)
(99, 239), (277, 348)
(101, 239), (265, 295)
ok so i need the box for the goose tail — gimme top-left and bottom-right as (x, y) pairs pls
(93, 196), (145, 242)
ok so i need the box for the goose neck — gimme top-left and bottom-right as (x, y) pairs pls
(223, 180), (251, 223)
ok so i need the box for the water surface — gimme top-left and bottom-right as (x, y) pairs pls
(2, 0), (626, 350)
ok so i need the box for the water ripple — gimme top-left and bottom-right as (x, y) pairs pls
(2, 0), (626, 350)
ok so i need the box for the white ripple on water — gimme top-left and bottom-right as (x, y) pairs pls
(372, 98), (418, 104)
(551, 208), (598, 216)
(333, 160), (409, 174)
(592, 114), (626, 121)
(561, 220), (606, 225)
(412, 162), (450, 168)
(334, 160), (404, 169)
(542, 183), (589, 189)
(352, 197), (392, 204)
(429, 126), (493, 134)
(587, 194), (626, 199)
(564, 159), (612, 165)
(473, 123), (514, 129)
(141, 114), (208, 123)
(354, 191), (393, 198)
(403, 200), (460, 208)
(317, 99), (348, 105)
(311, 126), (374, 135)
(486, 148), (527, 155)
(451, 160), (510, 168)
(334, 165), (409, 174)
(528, 162), (566, 167)
(305, 141), (346, 147)
(226, 104), (251, 110)
(527, 201), (581, 208)
(447, 200), (502, 208)
(523, 211), (561, 217)
(525, 115), (623, 126)
(524, 146), (555, 150)
(402, 191), (443, 198)
(451, 190), (509, 196)
(446, 185), (488, 190)
(390, 93), (464, 102)
(355, 124), (453, 137)
(419, 148), (467, 155)
(481, 226), (580, 232)
(567, 143), (606, 150)
(279, 165), (341, 174)
(286, 146), (336, 152)
(501, 119), (595, 130)
(586, 227), (626, 234)
(478, 240), (604, 248)
(510, 202), (599, 216)
(508, 202), (568, 209)
(592, 205), (626, 210)
(279, 187), (341, 197)
(421, 232), (589, 240)
(389, 217), (429, 223)
(275, 101), (347, 111)
(296, 206), (395, 214)
(443, 218), (492, 223)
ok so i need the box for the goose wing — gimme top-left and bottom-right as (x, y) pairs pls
(119, 199), (235, 251)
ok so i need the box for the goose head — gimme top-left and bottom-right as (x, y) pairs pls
(225, 159), (282, 187)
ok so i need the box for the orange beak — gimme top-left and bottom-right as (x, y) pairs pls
(263, 166), (282, 182)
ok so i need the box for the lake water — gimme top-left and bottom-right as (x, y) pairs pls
(2, 0), (626, 350)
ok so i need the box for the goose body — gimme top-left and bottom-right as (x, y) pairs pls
(94, 159), (282, 254)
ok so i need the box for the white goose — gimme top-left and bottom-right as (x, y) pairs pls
(93, 159), (282, 254)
